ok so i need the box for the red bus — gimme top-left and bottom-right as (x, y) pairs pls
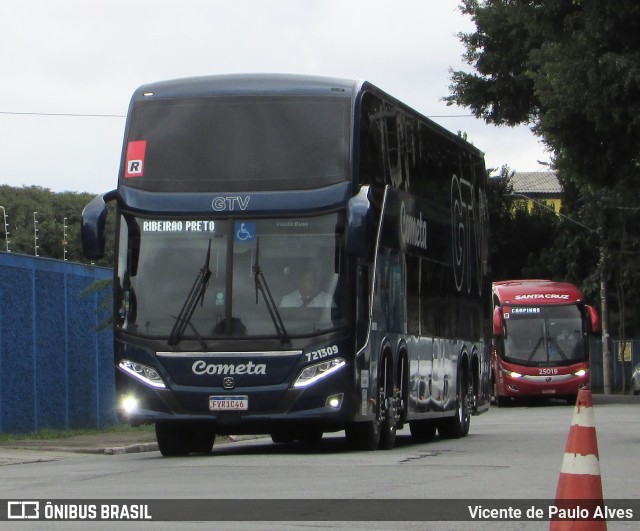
(491, 280), (600, 405)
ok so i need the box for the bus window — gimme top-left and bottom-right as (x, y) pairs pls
(125, 96), (351, 193)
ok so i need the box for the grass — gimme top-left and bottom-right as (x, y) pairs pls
(0, 423), (155, 442)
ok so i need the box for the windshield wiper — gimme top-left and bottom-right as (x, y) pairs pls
(168, 240), (212, 346)
(252, 237), (290, 344)
(546, 338), (568, 361)
(527, 337), (544, 362)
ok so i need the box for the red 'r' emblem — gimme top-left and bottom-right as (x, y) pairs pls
(124, 140), (147, 178)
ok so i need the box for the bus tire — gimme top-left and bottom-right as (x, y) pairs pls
(379, 395), (397, 450)
(189, 424), (216, 454)
(565, 394), (577, 406)
(345, 421), (380, 451)
(438, 371), (470, 439)
(271, 431), (295, 444)
(155, 422), (191, 457)
(298, 429), (323, 446)
(378, 352), (397, 450)
(495, 394), (509, 407)
(409, 419), (437, 442)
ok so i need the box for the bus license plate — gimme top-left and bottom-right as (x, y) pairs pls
(209, 396), (248, 411)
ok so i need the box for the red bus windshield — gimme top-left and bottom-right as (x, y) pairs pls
(501, 304), (587, 366)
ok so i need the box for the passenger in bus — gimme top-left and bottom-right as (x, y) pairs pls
(280, 266), (335, 308)
(557, 328), (577, 342)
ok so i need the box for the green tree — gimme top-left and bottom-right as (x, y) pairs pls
(448, 0), (640, 337)
(448, 0), (640, 191)
(0, 185), (114, 266)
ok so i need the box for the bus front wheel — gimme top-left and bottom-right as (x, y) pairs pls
(155, 422), (215, 456)
(345, 419), (381, 451)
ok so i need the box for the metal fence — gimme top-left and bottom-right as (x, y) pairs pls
(0, 252), (113, 434)
(590, 337), (640, 394)
(1, 251), (638, 434)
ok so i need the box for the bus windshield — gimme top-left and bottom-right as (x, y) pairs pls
(116, 212), (347, 341)
(501, 304), (586, 365)
(123, 96), (351, 192)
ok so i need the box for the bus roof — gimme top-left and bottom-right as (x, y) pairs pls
(492, 280), (584, 305)
(129, 73), (485, 158)
(132, 73), (363, 101)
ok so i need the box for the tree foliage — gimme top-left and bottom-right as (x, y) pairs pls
(448, 0), (640, 191)
(486, 167), (561, 282)
(449, 0), (640, 336)
(0, 185), (114, 266)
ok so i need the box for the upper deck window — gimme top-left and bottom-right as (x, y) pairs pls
(122, 96), (351, 192)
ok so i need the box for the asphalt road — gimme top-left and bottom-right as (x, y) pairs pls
(0, 393), (638, 530)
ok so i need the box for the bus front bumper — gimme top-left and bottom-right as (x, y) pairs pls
(498, 370), (589, 399)
(115, 365), (356, 434)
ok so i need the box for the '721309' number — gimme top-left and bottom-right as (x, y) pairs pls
(306, 345), (339, 362)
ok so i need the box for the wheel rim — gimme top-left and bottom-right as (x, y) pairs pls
(458, 378), (470, 431)
(378, 354), (396, 448)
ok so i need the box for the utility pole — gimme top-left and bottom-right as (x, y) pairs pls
(33, 211), (39, 256)
(0, 206), (9, 252)
(63, 217), (68, 261)
(598, 223), (612, 394)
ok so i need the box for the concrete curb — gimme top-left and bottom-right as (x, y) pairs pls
(592, 393), (640, 405)
(103, 442), (159, 455)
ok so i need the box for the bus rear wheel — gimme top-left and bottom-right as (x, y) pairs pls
(379, 395), (397, 449)
(379, 352), (398, 449)
(409, 419), (437, 441)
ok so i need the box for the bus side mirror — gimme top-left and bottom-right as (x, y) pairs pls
(81, 190), (116, 260)
(345, 186), (370, 257)
(585, 304), (600, 334)
(493, 307), (503, 338)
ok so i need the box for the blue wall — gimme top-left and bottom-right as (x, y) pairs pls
(0, 252), (114, 434)
(2, 252), (638, 435)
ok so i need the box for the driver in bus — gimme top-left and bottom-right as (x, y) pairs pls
(280, 265), (334, 308)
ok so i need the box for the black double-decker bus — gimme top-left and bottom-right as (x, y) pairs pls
(82, 74), (491, 456)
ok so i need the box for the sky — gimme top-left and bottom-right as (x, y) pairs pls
(1, 0), (551, 194)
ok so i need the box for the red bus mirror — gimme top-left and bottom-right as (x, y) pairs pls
(493, 307), (503, 337)
(585, 304), (600, 334)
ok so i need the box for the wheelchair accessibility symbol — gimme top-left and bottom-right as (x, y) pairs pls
(235, 222), (255, 242)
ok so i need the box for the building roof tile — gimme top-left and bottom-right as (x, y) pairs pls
(512, 171), (562, 194)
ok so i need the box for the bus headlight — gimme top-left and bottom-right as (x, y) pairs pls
(293, 358), (346, 388)
(119, 360), (166, 388)
(508, 371), (523, 379)
(574, 369), (587, 377)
